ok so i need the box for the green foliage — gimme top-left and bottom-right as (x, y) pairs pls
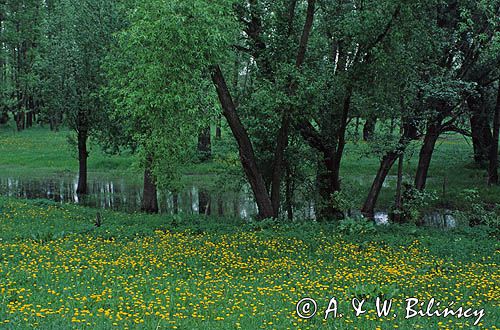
(350, 283), (400, 302)
(36, 0), (122, 132)
(104, 0), (237, 188)
(454, 189), (500, 236)
(338, 217), (376, 235)
(331, 191), (356, 214)
(400, 185), (438, 224)
(246, 217), (280, 232)
(0, 197), (498, 328)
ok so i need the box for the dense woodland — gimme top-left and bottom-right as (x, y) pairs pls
(1, 0), (499, 221)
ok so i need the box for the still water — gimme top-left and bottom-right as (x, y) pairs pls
(0, 174), (261, 218)
(0, 174), (454, 226)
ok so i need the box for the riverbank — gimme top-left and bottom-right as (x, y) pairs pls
(2, 125), (500, 216)
(0, 197), (498, 329)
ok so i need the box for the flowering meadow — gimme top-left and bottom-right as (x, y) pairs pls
(0, 198), (498, 329)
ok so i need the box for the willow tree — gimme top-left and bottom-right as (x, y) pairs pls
(38, 0), (122, 194)
(211, 0), (318, 219)
(105, 0), (231, 212)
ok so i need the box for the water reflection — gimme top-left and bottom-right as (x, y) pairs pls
(0, 175), (258, 218)
(373, 210), (456, 228)
(0, 175), (456, 227)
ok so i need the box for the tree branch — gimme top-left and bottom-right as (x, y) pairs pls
(362, 4), (401, 62)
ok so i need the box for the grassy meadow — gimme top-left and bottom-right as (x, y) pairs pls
(0, 126), (138, 179)
(0, 197), (498, 329)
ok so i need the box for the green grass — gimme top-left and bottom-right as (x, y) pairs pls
(335, 132), (500, 211)
(0, 197), (498, 329)
(0, 125), (139, 180)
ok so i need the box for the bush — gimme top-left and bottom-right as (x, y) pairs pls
(338, 217), (376, 235)
(454, 189), (499, 236)
(401, 184), (437, 224)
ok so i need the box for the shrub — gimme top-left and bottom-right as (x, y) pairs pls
(454, 189), (499, 236)
(401, 184), (437, 224)
(338, 217), (376, 235)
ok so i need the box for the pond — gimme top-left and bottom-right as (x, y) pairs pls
(0, 174), (261, 218)
(0, 174), (455, 227)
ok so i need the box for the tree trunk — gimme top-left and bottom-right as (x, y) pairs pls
(363, 115), (377, 141)
(316, 152), (344, 220)
(15, 110), (25, 131)
(197, 126), (211, 161)
(469, 93), (493, 165)
(49, 118), (56, 131)
(392, 152), (405, 223)
(211, 65), (274, 219)
(269, 0), (317, 217)
(26, 110), (33, 128)
(354, 117), (360, 140)
(285, 162), (293, 220)
(211, 1), (316, 219)
(215, 116), (222, 140)
(270, 117), (288, 217)
(217, 195), (224, 216)
(172, 192), (179, 214)
(141, 155), (158, 214)
(0, 112), (8, 124)
(362, 121), (415, 218)
(76, 129), (88, 195)
(233, 198), (240, 216)
(415, 123), (441, 190)
(26, 96), (34, 128)
(199, 190), (211, 215)
(488, 83), (500, 185)
(316, 88), (352, 221)
(362, 151), (399, 218)
(298, 88), (352, 221)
